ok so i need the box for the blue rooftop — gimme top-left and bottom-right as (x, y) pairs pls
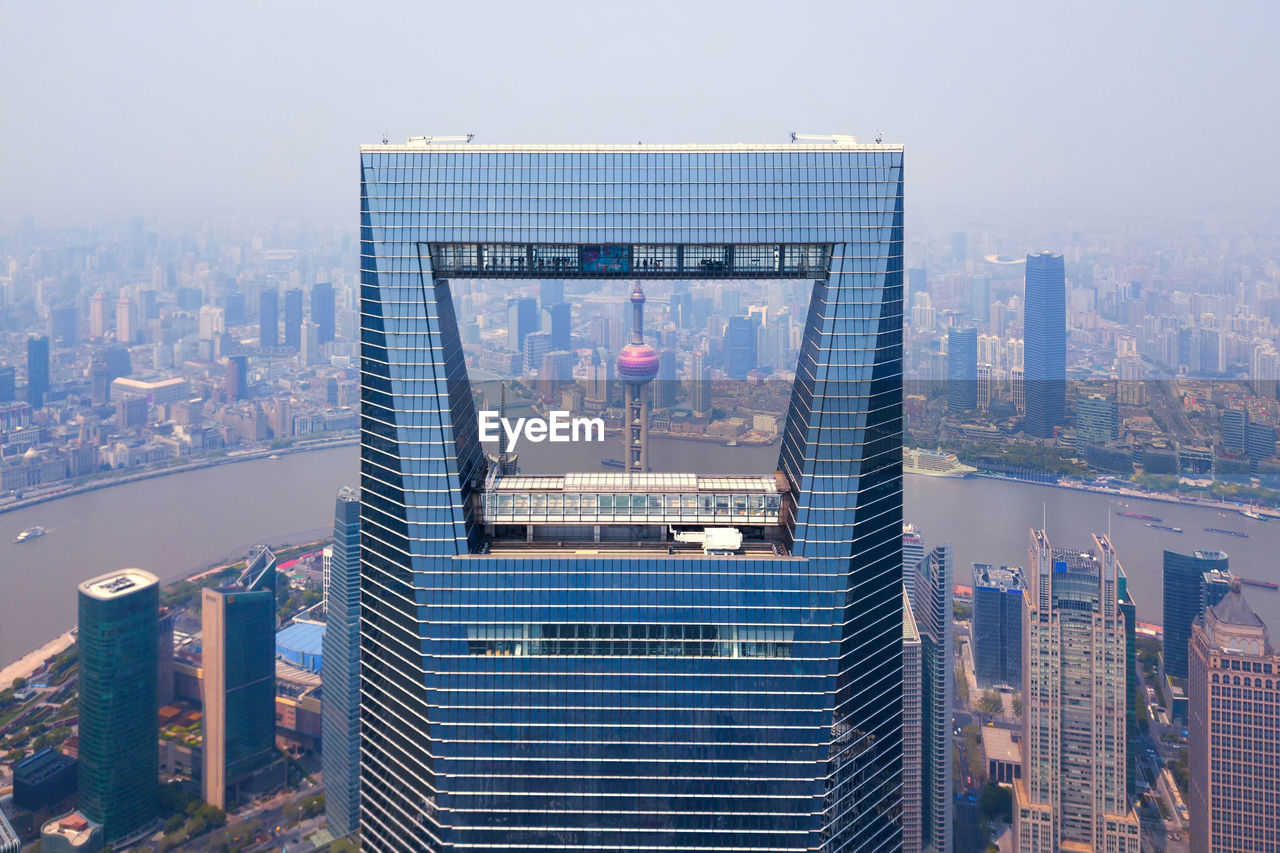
(275, 620), (325, 672)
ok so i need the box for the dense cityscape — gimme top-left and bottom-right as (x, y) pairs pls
(3, 5), (1279, 853)
(0, 141), (1275, 853)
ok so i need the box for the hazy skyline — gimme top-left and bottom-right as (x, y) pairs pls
(3, 1), (1278, 229)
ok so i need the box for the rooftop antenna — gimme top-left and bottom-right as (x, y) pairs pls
(381, 130), (389, 145)
(1042, 501), (1047, 533)
(497, 382), (510, 466)
(875, 129), (884, 144)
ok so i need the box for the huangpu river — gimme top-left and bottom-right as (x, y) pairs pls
(2, 437), (1279, 665)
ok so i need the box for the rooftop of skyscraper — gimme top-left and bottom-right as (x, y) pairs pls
(78, 568), (157, 600)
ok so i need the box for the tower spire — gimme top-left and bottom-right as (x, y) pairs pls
(616, 283), (659, 473)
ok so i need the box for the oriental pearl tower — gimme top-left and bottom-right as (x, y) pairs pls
(616, 283), (659, 473)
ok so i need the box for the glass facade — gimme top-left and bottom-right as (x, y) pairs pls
(322, 486), (362, 837)
(972, 563), (1025, 688)
(1163, 548), (1230, 680)
(359, 142), (904, 852)
(202, 550), (277, 809)
(1022, 252), (1066, 438)
(911, 545), (953, 853)
(77, 570), (159, 842)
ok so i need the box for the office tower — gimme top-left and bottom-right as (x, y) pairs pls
(322, 487), (362, 838)
(655, 348), (677, 409)
(221, 291), (246, 325)
(1245, 420), (1276, 468)
(202, 546), (279, 810)
(522, 330), (552, 375)
(902, 522), (925, 600)
(89, 289), (110, 338)
(0, 365), (14, 402)
(26, 335), (49, 408)
(911, 544), (953, 853)
(1202, 567), (1233, 611)
(540, 279), (564, 307)
(225, 354), (248, 400)
(617, 284), (659, 472)
(584, 349), (610, 408)
(198, 304), (225, 340)
(1188, 581), (1278, 853)
(177, 286), (202, 310)
(951, 231), (968, 263)
(1023, 252), (1066, 438)
(972, 563), (1025, 688)
(902, 586), (923, 853)
(671, 289), (693, 328)
(78, 569), (159, 842)
(1163, 549), (1230, 680)
(140, 288), (158, 320)
(359, 140), (904, 850)
(311, 281), (336, 343)
(116, 296), (137, 344)
(259, 290), (279, 347)
(970, 275), (990, 322)
(507, 296), (539, 353)
(542, 301), (571, 351)
(49, 305), (77, 347)
(158, 608), (175, 708)
(1221, 408), (1247, 452)
(908, 267), (927, 300)
(1075, 393), (1118, 450)
(724, 314), (758, 379)
(690, 350), (712, 417)
(283, 287), (303, 349)
(301, 320), (321, 365)
(89, 351), (110, 406)
(1015, 531), (1141, 853)
(947, 325), (978, 411)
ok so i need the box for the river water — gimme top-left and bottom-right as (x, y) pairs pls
(2, 437), (1278, 665)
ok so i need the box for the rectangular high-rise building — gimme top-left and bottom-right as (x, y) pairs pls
(322, 487), (362, 838)
(902, 586), (923, 853)
(358, 139), (905, 852)
(26, 335), (49, 408)
(259, 290), (279, 348)
(311, 281), (336, 343)
(507, 296), (539, 353)
(947, 325), (977, 411)
(284, 287), (304, 350)
(1163, 549), (1230, 680)
(973, 563), (1025, 688)
(690, 350), (712, 418)
(912, 543), (953, 853)
(542, 301), (571, 351)
(202, 547), (279, 810)
(78, 569), (159, 842)
(724, 313), (759, 378)
(1023, 252), (1066, 438)
(1188, 582), (1278, 853)
(1015, 530), (1141, 852)
(902, 522), (925, 601)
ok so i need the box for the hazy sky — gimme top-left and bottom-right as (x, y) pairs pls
(3, 1), (1277, 230)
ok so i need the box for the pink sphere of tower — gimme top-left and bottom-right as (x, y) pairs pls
(617, 343), (660, 382)
(617, 283), (659, 382)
